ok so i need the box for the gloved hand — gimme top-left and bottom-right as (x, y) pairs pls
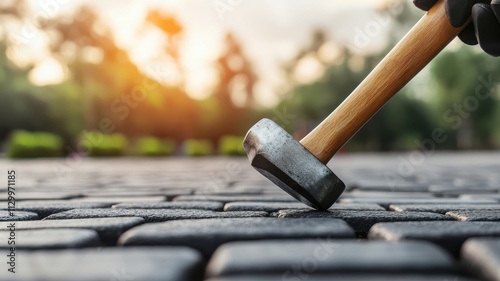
(413, 0), (500, 56)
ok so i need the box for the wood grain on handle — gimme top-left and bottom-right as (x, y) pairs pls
(299, 0), (465, 164)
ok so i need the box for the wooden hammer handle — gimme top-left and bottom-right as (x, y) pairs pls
(299, 0), (465, 164)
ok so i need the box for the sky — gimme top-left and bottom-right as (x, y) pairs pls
(19, 0), (396, 107)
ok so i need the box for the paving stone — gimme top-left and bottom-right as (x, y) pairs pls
(45, 209), (268, 222)
(224, 202), (384, 212)
(338, 198), (497, 208)
(173, 195), (297, 203)
(0, 200), (112, 218)
(113, 201), (223, 211)
(0, 229), (100, 249)
(428, 185), (499, 196)
(0, 217), (144, 244)
(0, 247), (204, 281)
(0, 210), (38, 221)
(194, 189), (264, 196)
(341, 191), (435, 198)
(70, 196), (167, 204)
(446, 210), (500, 221)
(462, 238), (500, 281)
(276, 210), (450, 234)
(390, 204), (500, 214)
(83, 189), (192, 200)
(369, 221), (500, 256)
(205, 240), (455, 278)
(347, 180), (429, 192)
(206, 275), (478, 281)
(119, 218), (354, 258)
(460, 194), (500, 202)
(0, 192), (82, 201)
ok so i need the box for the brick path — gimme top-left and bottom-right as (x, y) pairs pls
(0, 152), (499, 281)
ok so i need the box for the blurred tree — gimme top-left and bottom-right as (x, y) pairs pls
(430, 46), (500, 149)
(41, 6), (205, 143)
(146, 11), (184, 87)
(214, 33), (256, 107)
(275, 0), (436, 151)
(205, 33), (256, 140)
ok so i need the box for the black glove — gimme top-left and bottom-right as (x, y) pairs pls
(414, 0), (500, 56)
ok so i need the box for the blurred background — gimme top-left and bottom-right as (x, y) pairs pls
(1, 0), (499, 158)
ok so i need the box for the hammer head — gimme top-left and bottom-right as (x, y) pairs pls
(243, 118), (345, 211)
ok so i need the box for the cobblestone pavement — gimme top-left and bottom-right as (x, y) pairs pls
(0, 152), (500, 281)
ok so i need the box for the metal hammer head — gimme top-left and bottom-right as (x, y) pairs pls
(243, 118), (345, 210)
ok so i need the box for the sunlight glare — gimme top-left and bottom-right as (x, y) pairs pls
(29, 57), (66, 86)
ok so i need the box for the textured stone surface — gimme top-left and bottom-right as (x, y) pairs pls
(205, 240), (455, 277)
(276, 210), (450, 234)
(0, 229), (100, 249)
(2, 154), (500, 280)
(462, 238), (500, 281)
(0, 200), (111, 218)
(45, 209), (268, 222)
(446, 210), (500, 221)
(0, 247), (204, 281)
(113, 201), (223, 211)
(0, 217), (144, 244)
(0, 210), (38, 221)
(369, 221), (500, 256)
(224, 202), (384, 212)
(390, 204), (500, 214)
(119, 218), (354, 258)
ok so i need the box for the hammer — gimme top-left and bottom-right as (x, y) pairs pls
(243, 0), (466, 210)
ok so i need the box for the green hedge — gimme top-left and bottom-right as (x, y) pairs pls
(81, 132), (127, 157)
(134, 137), (176, 156)
(184, 139), (213, 156)
(218, 135), (245, 155)
(6, 131), (64, 158)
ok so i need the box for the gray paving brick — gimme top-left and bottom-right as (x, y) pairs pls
(276, 210), (450, 234)
(446, 210), (500, 221)
(0, 229), (100, 249)
(347, 181), (429, 192)
(462, 238), (500, 281)
(1, 192), (82, 201)
(194, 189), (264, 196)
(0, 217), (144, 244)
(0, 247), (203, 281)
(205, 240), (455, 278)
(173, 195), (297, 203)
(224, 202), (384, 212)
(83, 189), (192, 199)
(390, 204), (500, 214)
(44, 209), (268, 222)
(119, 218), (354, 258)
(369, 221), (500, 256)
(0, 211), (38, 221)
(113, 201), (223, 211)
(71, 196), (167, 204)
(338, 198), (497, 208)
(428, 185), (499, 196)
(206, 276), (478, 281)
(341, 191), (435, 198)
(459, 194), (500, 202)
(0, 200), (112, 218)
